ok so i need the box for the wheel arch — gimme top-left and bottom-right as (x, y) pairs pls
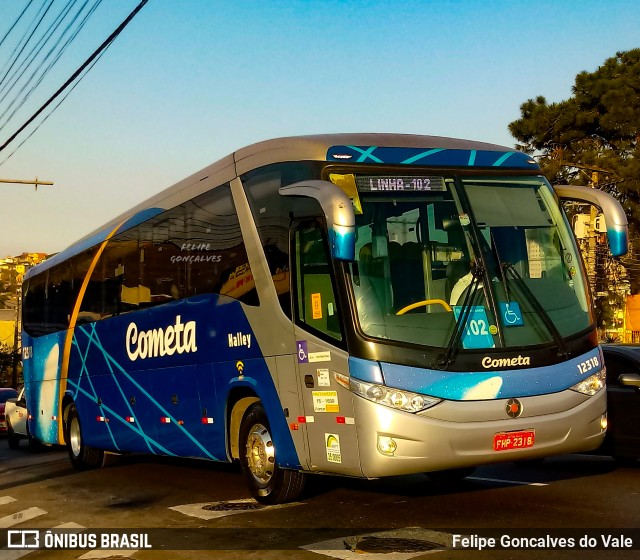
(227, 387), (260, 460)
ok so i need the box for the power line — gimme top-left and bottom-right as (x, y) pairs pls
(0, 0), (55, 91)
(0, 0), (35, 50)
(0, 0), (148, 156)
(0, 0), (104, 132)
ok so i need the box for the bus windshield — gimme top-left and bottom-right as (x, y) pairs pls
(347, 175), (592, 350)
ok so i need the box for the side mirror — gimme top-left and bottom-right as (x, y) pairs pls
(280, 180), (356, 261)
(553, 184), (628, 257)
(618, 373), (640, 388)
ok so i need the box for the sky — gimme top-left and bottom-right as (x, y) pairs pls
(0, 0), (638, 258)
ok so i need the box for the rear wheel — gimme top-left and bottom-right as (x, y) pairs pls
(64, 404), (104, 469)
(239, 403), (306, 504)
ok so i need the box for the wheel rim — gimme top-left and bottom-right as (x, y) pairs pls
(69, 416), (82, 457)
(245, 422), (275, 484)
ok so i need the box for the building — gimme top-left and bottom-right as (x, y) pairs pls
(0, 308), (17, 348)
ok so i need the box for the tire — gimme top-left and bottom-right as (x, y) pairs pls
(64, 404), (104, 470)
(427, 466), (475, 484)
(239, 403), (306, 504)
(6, 418), (19, 449)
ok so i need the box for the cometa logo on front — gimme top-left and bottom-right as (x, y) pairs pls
(481, 355), (531, 369)
(126, 315), (197, 361)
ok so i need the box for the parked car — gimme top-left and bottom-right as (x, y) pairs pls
(4, 386), (29, 449)
(600, 344), (640, 462)
(0, 387), (18, 435)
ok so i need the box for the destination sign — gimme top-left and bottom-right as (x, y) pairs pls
(356, 175), (446, 192)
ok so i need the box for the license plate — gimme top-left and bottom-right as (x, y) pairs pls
(493, 429), (535, 451)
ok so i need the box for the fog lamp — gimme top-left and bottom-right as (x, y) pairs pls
(377, 436), (397, 456)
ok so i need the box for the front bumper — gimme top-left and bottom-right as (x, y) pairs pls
(354, 387), (606, 478)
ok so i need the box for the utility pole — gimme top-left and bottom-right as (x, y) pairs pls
(1, 178), (53, 190)
(11, 286), (21, 388)
(586, 171), (599, 294)
(2, 177), (53, 386)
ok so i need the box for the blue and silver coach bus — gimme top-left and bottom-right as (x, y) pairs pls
(21, 134), (628, 503)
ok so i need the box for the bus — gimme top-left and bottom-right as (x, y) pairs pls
(21, 134), (628, 504)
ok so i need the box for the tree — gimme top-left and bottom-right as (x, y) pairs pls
(0, 342), (19, 387)
(509, 49), (640, 294)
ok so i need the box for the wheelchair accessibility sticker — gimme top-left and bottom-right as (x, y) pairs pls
(297, 340), (331, 363)
(499, 301), (524, 327)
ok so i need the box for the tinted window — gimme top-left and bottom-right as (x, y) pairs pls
(603, 350), (640, 384)
(24, 184), (257, 336)
(293, 221), (342, 342)
(243, 162), (323, 317)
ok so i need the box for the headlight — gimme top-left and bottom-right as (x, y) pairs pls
(350, 378), (441, 413)
(570, 368), (606, 396)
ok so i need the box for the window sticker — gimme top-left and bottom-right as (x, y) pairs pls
(311, 293), (322, 319)
(499, 302), (524, 327)
(329, 173), (363, 215)
(452, 306), (495, 349)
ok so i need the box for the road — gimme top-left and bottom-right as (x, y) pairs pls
(0, 440), (638, 559)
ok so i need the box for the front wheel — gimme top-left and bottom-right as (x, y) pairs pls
(239, 403), (306, 504)
(64, 404), (104, 469)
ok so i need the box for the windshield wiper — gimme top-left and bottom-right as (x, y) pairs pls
(435, 263), (483, 370)
(501, 262), (571, 359)
(489, 232), (570, 360)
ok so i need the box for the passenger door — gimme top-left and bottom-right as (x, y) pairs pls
(291, 220), (361, 476)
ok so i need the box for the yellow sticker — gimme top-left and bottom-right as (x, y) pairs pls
(311, 292), (322, 319)
(326, 433), (342, 463)
(313, 391), (340, 413)
(489, 324), (498, 335)
(329, 173), (363, 215)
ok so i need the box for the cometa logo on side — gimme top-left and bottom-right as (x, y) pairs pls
(126, 315), (197, 361)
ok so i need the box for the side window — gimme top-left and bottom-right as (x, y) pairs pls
(83, 233), (141, 320)
(23, 274), (46, 336)
(293, 221), (342, 342)
(243, 162), (322, 317)
(603, 354), (635, 385)
(139, 183), (258, 306)
(46, 263), (72, 331)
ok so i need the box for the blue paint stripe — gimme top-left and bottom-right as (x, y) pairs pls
(67, 378), (174, 455)
(77, 324), (155, 453)
(72, 324), (218, 460)
(492, 152), (515, 166)
(468, 150), (477, 166)
(401, 148), (444, 164)
(349, 145), (383, 163)
(380, 347), (602, 400)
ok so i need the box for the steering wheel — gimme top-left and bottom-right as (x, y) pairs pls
(396, 299), (452, 315)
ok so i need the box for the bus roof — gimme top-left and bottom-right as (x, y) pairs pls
(26, 133), (534, 279)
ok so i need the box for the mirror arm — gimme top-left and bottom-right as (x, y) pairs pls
(553, 184), (628, 257)
(618, 373), (640, 388)
(280, 180), (356, 261)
